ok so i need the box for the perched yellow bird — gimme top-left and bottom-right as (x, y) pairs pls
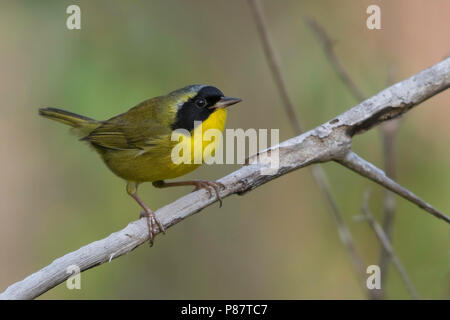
(39, 85), (241, 245)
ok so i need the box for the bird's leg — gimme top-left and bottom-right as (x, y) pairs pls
(153, 180), (225, 207)
(126, 182), (165, 246)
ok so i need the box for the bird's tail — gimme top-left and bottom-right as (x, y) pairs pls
(39, 107), (100, 136)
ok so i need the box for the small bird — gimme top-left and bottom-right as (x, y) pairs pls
(39, 85), (241, 245)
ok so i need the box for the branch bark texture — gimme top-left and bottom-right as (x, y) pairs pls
(248, 0), (368, 293)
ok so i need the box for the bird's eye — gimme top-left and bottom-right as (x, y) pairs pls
(195, 98), (207, 108)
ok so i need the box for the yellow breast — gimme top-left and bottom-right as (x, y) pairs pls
(100, 109), (227, 183)
(156, 108), (227, 180)
(190, 108), (227, 163)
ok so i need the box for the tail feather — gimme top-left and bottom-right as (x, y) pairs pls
(39, 107), (100, 136)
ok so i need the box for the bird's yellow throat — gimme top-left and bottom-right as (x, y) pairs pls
(185, 107), (227, 165)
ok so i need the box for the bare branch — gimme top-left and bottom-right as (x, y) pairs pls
(306, 17), (366, 102)
(309, 164), (366, 283)
(248, 0), (303, 133)
(303, 17), (439, 299)
(336, 151), (449, 223)
(1, 57), (449, 300)
(378, 69), (401, 295)
(380, 119), (400, 230)
(360, 190), (420, 300)
(306, 19), (409, 298)
(248, 0), (367, 292)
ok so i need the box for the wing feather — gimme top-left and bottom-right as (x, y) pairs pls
(82, 98), (172, 151)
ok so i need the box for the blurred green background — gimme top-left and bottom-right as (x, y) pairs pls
(0, 0), (449, 299)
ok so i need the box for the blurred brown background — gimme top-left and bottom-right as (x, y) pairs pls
(0, 0), (449, 299)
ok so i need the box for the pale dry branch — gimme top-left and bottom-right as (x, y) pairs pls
(307, 18), (406, 298)
(248, 0), (368, 293)
(337, 151), (448, 223)
(1, 57), (449, 300)
(304, 19), (449, 222)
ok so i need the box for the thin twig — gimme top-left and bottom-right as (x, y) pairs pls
(248, 0), (367, 293)
(337, 151), (449, 223)
(380, 121), (398, 237)
(306, 17), (366, 102)
(248, 0), (303, 133)
(307, 19), (407, 299)
(377, 69), (401, 296)
(360, 190), (420, 299)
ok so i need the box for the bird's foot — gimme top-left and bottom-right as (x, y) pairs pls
(192, 180), (225, 208)
(139, 209), (165, 246)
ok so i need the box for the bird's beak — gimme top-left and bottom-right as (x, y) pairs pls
(212, 96), (242, 109)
